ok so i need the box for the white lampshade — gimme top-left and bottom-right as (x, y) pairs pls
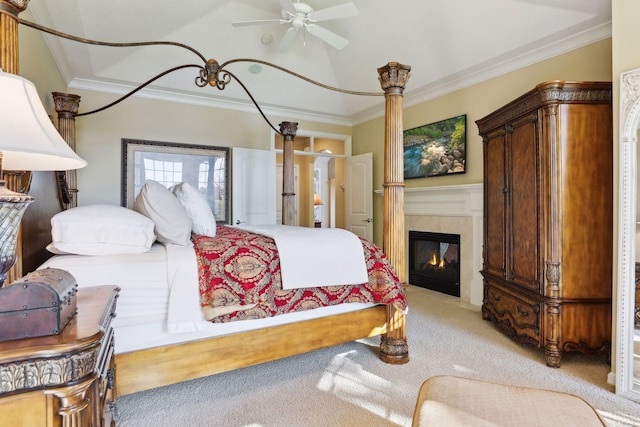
(0, 70), (86, 171)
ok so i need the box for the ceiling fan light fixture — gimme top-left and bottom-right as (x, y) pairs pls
(292, 16), (305, 29)
(233, 1), (358, 52)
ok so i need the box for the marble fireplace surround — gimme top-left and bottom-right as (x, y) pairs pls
(402, 184), (483, 306)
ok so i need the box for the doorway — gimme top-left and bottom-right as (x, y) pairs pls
(272, 130), (351, 229)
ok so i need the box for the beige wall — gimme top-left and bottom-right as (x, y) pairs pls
(17, 9), (66, 117)
(74, 94), (351, 206)
(353, 39), (612, 246)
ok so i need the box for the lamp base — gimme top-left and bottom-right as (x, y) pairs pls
(0, 180), (34, 287)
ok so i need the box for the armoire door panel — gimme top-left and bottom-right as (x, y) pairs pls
(483, 132), (507, 278)
(508, 116), (541, 292)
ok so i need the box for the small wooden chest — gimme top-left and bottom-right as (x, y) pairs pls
(0, 268), (78, 341)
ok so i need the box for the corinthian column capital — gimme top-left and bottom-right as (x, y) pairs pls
(0, 0), (30, 14)
(377, 62), (411, 92)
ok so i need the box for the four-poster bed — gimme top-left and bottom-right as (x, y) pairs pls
(0, 0), (410, 406)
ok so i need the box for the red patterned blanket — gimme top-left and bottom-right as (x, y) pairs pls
(193, 225), (407, 323)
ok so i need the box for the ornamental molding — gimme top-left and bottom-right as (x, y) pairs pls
(476, 84), (611, 134)
(0, 347), (99, 395)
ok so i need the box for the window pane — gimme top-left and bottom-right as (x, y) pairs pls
(125, 140), (230, 224)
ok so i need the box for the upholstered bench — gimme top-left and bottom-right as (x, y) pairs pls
(412, 375), (605, 427)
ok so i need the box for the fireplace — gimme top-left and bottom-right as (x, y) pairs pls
(409, 230), (460, 297)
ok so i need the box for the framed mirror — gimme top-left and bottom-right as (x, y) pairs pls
(616, 67), (640, 401)
(122, 139), (230, 224)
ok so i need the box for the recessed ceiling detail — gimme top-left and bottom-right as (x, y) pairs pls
(26, 1), (612, 125)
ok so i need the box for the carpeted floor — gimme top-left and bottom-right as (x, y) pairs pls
(114, 286), (640, 426)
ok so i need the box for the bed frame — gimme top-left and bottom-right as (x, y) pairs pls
(3, 2), (410, 397)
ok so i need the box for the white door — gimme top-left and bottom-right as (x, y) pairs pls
(231, 147), (276, 226)
(345, 152), (373, 240)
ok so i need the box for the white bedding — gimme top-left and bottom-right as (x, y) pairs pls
(39, 245), (169, 327)
(38, 242), (374, 354)
(237, 224), (368, 289)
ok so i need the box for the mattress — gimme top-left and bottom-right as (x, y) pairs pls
(38, 243), (374, 354)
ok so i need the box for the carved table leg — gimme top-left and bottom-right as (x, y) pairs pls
(46, 374), (96, 427)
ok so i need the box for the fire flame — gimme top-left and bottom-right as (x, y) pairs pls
(429, 253), (446, 268)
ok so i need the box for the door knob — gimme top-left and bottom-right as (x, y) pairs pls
(364, 218), (373, 223)
(235, 220), (246, 225)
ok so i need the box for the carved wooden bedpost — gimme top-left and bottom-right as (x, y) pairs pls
(279, 121), (298, 226)
(378, 62), (411, 364)
(0, 0), (30, 284)
(53, 92), (81, 209)
(0, 0), (26, 75)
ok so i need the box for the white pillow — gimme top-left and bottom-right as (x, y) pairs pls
(172, 182), (216, 237)
(134, 180), (192, 246)
(49, 204), (156, 255)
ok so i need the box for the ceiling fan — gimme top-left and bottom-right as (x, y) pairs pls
(231, 0), (358, 52)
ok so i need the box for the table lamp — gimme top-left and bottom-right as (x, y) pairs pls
(313, 192), (323, 228)
(0, 70), (86, 286)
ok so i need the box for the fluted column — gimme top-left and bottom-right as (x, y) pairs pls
(46, 374), (96, 427)
(0, 0), (28, 74)
(53, 92), (81, 209)
(377, 62), (410, 364)
(0, 1), (31, 285)
(279, 121), (298, 226)
(377, 62), (410, 283)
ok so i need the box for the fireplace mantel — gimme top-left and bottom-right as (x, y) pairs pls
(377, 184), (484, 306)
(403, 184), (483, 217)
(375, 183), (482, 216)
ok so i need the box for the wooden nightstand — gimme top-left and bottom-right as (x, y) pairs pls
(0, 285), (119, 427)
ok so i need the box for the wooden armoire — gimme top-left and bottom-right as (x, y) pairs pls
(476, 81), (612, 367)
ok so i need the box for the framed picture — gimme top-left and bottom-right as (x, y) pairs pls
(403, 114), (466, 179)
(122, 139), (230, 224)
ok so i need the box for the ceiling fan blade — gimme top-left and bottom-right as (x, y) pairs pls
(279, 0), (298, 17)
(232, 18), (286, 27)
(277, 27), (299, 53)
(305, 24), (349, 50)
(307, 2), (358, 22)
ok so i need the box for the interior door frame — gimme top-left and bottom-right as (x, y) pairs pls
(231, 147), (276, 226)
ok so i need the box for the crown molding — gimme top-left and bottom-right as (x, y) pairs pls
(67, 78), (355, 127)
(65, 21), (611, 128)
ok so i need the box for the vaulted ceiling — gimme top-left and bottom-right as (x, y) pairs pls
(26, 0), (611, 125)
